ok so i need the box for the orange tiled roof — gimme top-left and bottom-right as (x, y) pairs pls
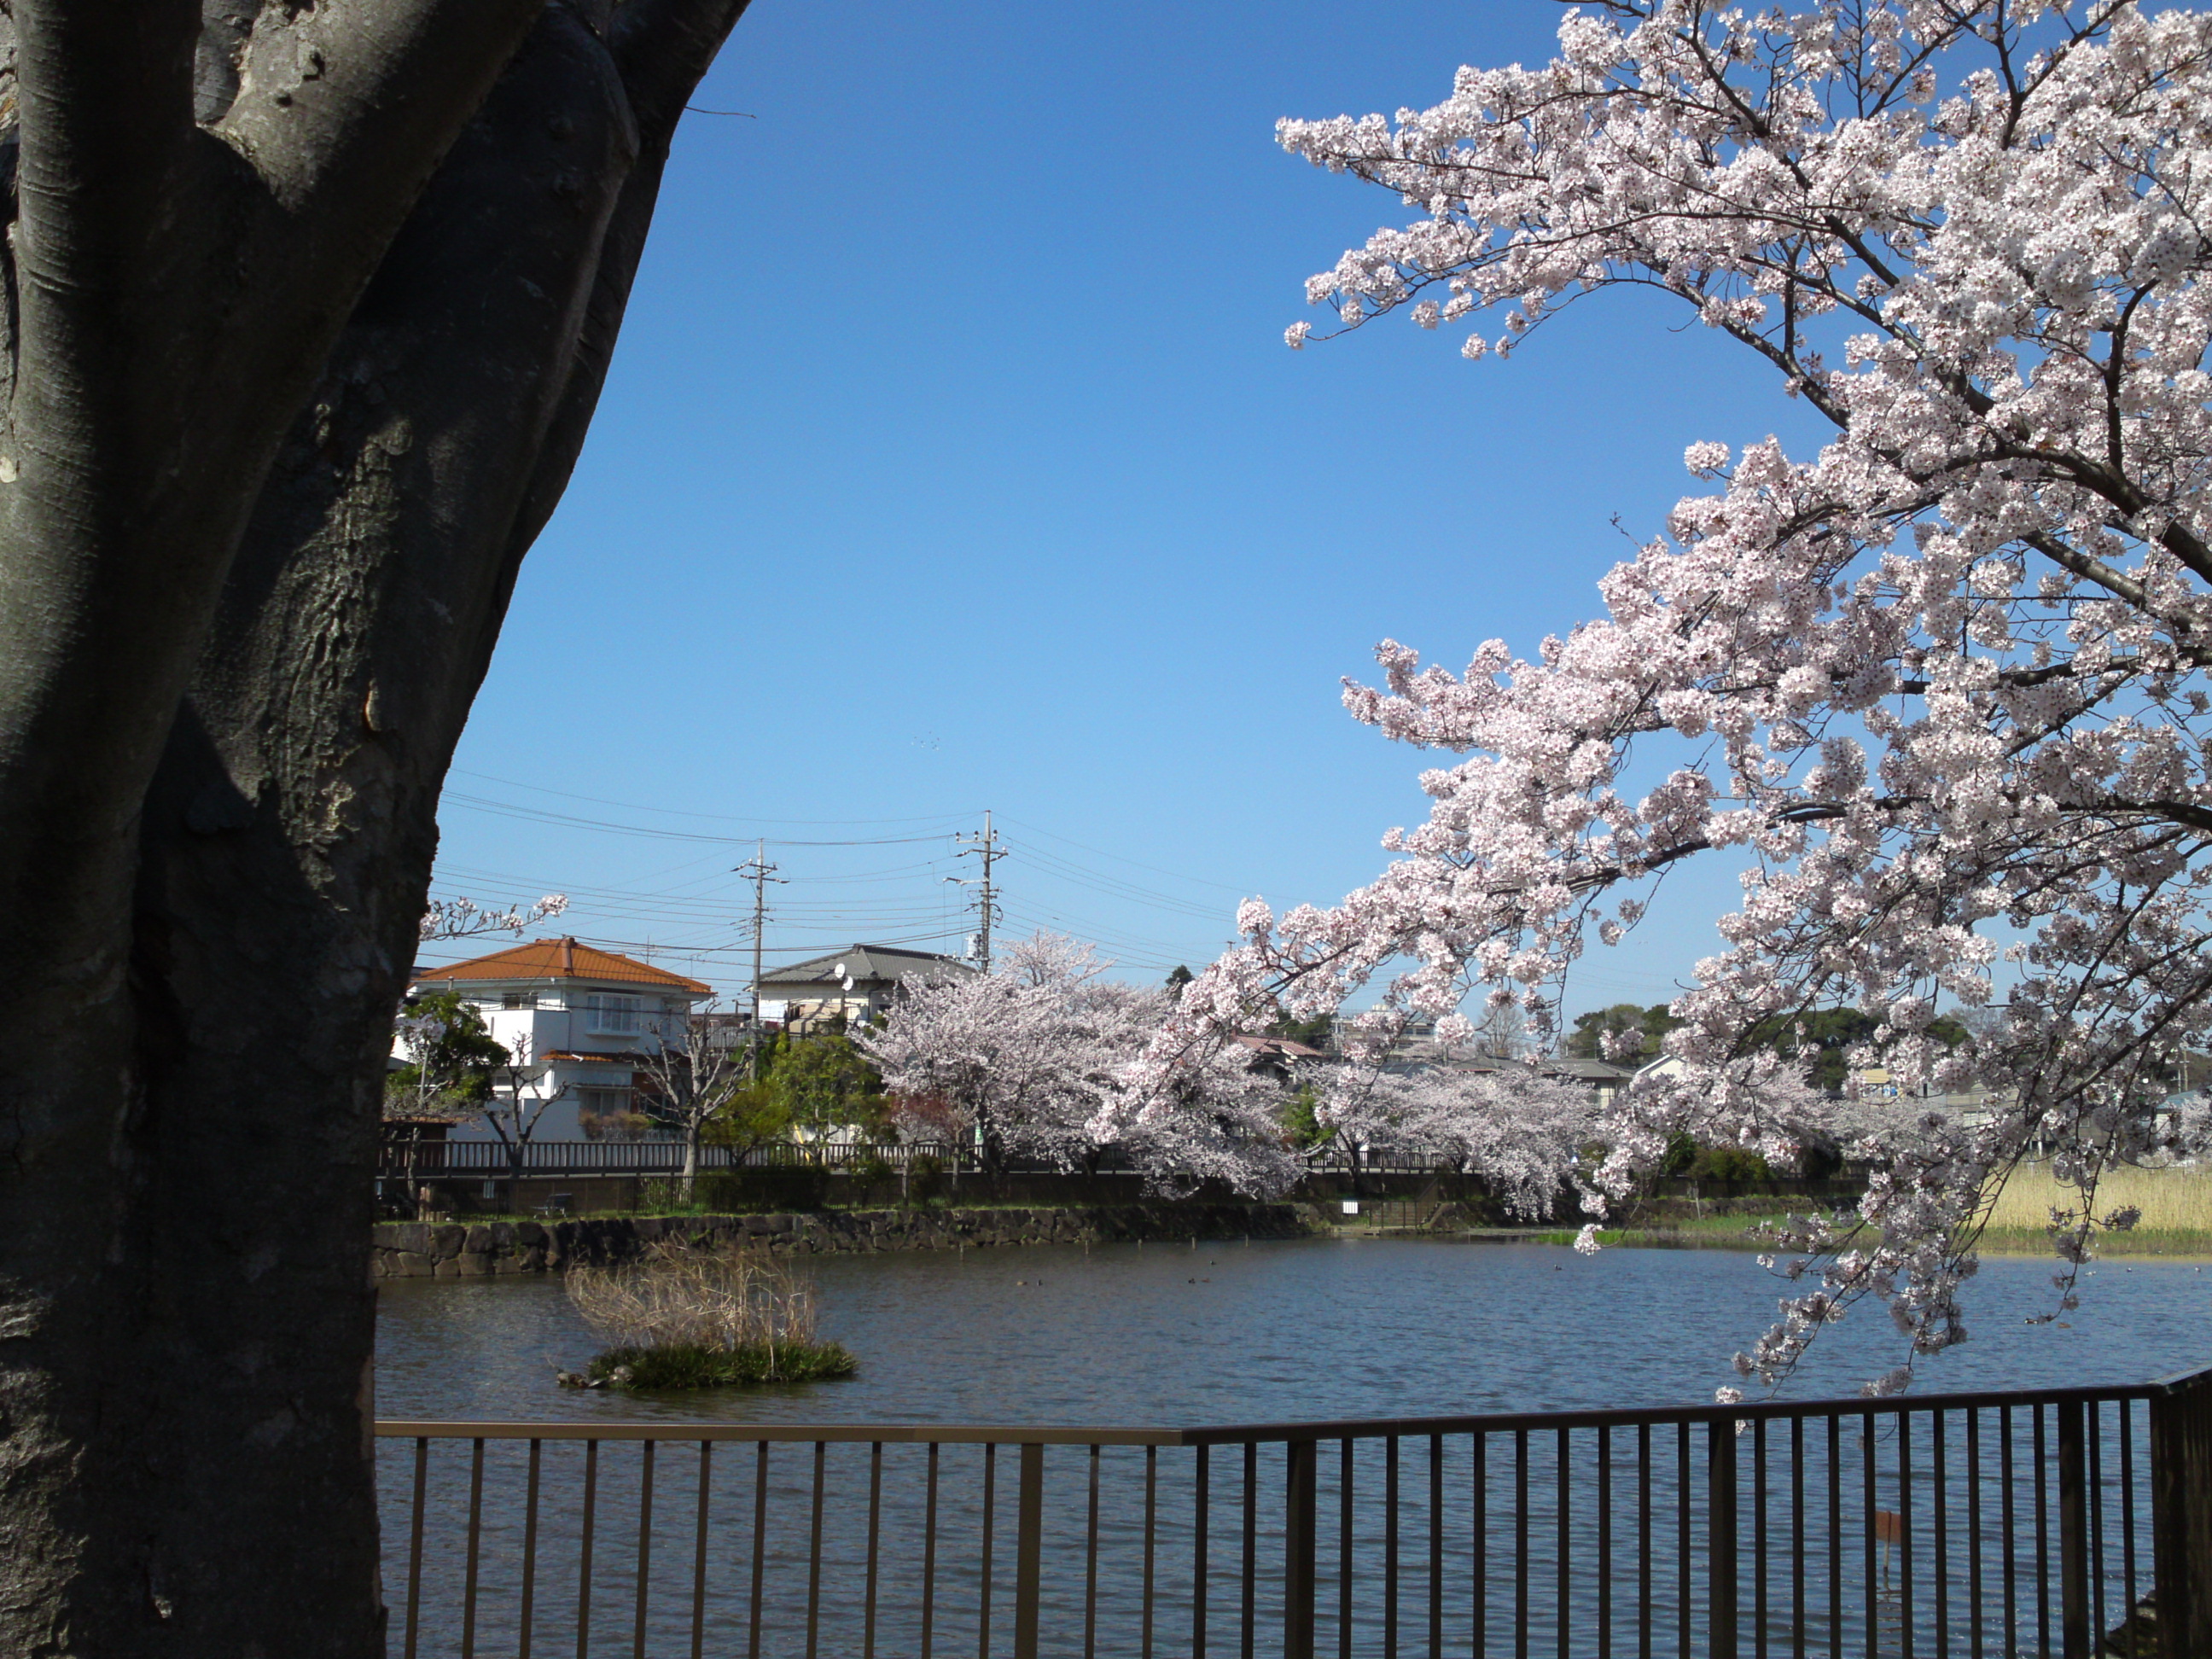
(412, 936), (710, 994)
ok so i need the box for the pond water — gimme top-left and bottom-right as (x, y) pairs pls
(375, 1239), (2211, 1658)
(376, 1235), (2212, 1424)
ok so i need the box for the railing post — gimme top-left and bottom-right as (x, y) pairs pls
(1284, 1440), (1317, 1659)
(1708, 1418), (1738, 1659)
(1015, 1442), (1044, 1659)
(2152, 1371), (2212, 1659)
(2059, 1400), (2089, 1659)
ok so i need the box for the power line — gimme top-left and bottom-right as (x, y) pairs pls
(994, 812), (1256, 894)
(451, 768), (975, 829)
(442, 791), (958, 847)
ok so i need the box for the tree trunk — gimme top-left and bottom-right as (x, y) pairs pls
(0, 3), (750, 1651)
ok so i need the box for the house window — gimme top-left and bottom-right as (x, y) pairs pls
(583, 993), (643, 1034)
(502, 992), (538, 1010)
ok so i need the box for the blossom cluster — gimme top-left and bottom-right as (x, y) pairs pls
(1313, 1061), (1606, 1221)
(419, 893), (568, 942)
(860, 934), (1301, 1197)
(1177, 0), (2212, 1392)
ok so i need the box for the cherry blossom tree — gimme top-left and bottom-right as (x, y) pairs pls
(1174, 0), (2212, 1392)
(863, 934), (1159, 1175)
(865, 933), (1301, 1196)
(1312, 1062), (1605, 1220)
(420, 891), (569, 942)
(1102, 1033), (1306, 1199)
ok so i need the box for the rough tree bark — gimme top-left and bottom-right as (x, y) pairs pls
(0, 2), (751, 1651)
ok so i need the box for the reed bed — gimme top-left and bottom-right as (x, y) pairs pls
(1979, 1160), (2212, 1252)
(1984, 1161), (2212, 1231)
(564, 1243), (856, 1388)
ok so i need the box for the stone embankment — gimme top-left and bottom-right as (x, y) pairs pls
(371, 1202), (1318, 1279)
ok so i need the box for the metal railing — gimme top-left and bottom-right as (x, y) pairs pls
(379, 1137), (1800, 1185)
(377, 1139), (992, 1180)
(377, 1364), (2212, 1658)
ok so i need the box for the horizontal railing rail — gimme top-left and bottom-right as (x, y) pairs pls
(376, 1138), (1002, 1180)
(375, 1364), (2212, 1659)
(376, 1136), (1644, 1184)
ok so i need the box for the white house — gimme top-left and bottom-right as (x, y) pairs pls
(757, 943), (973, 1032)
(406, 936), (711, 1141)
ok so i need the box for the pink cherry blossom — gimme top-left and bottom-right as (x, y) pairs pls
(862, 933), (1299, 1197)
(1166, 0), (2212, 1393)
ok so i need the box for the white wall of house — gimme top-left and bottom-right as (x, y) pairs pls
(402, 977), (706, 1142)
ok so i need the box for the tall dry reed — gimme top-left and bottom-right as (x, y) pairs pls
(1982, 1161), (2212, 1236)
(565, 1243), (829, 1378)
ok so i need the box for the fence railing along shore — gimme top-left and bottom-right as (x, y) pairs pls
(379, 1364), (2212, 1659)
(381, 1137), (987, 1182)
(378, 1138), (1840, 1186)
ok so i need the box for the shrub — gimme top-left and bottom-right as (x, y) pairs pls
(1687, 1144), (1773, 1183)
(696, 1166), (827, 1213)
(585, 1341), (856, 1388)
(847, 1152), (895, 1185)
(906, 1153), (946, 1204)
(1657, 1132), (1698, 1178)
(565, 1244), (854, 1389)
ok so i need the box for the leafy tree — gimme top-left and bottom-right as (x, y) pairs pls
(1266, 1008), (1336, 1051)
(1166, 964), (1196, 996)
(1742, 1009), (1970, 1095)
(0, 3), (754, 1645)
(705, 1078), (799, 1160)
(1279, 1083), (1328, 1150)
(1189, 0), (2212, 1392)
(386, 989), (508, 1109)
(758, 1020), (889, 1141)
(1563, 1003), (1680, 1062)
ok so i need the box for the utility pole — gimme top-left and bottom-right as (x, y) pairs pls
(949, 810), (1004, 974)
(733, 839), (784, 1077)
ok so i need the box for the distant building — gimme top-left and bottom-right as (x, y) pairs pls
(1463, 1055), (1633, 1109)
(1228, 1033), (1332, 1064)
(406, 936), (711, 1140)
(757, 944), (974, 1033)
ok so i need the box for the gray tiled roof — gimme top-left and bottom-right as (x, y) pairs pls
(760, 944), (974, 988)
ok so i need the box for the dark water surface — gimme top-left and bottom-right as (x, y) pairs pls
(377, 1236), (2212, 1424)
(375, 1240), (2210, 1658)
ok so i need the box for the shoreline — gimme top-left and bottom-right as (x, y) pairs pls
(371, 1201), (1318, 1278)
(371, 1206), (2212, 1279)
(1481, 1220), (2212, 1260)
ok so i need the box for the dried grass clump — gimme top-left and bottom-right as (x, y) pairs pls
(565, 1243), (854, 1388)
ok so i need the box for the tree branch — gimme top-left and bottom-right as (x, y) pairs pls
(611, 0), (758, 144)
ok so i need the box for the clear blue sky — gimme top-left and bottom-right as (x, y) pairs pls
(425, 0), (1832, 1015)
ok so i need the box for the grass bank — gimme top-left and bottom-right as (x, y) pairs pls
(1510, 1214), (1798, 1250)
